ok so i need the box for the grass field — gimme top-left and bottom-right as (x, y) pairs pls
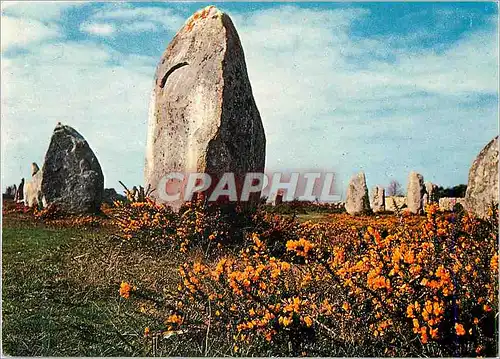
(0, 211), (343, 356)
(2, 199), (498, 357)
(2, 209), (166, 356)
(2, 201), (257, 356)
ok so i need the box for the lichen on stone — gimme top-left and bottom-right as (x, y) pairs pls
(184, 5), (222, 32)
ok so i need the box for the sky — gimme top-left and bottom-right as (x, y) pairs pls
(1, 1), (498, 199)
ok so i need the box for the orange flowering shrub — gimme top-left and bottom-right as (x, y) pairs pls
(2, 201), (34, 215)
(33, 204), (62, 220)
(113, 198), (179, 242)
(120, 203), (498, 356)
(3, 201), (105, 228)
(112, 197), (254, 252)
(52, 215), (103, 228)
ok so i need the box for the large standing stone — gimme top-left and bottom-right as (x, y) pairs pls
(407, 171), (425, 214)
(386, 196), (407, 212)
(39, 123), (104, 213)
(31, 162), (40, 177)
(345, 172), (371, 215)
(25, 162), (44, 208)
(144, 6), (266, 210)
(465, 136), (499, 219)
(424, 182), (437, 203)
(15, 178), (24, 202)
(439, 197), (467, 212)
(422, 193), (429, 208)
(370, 185), (385, 213)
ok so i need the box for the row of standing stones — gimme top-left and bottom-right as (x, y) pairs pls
(347, 172), (451, 215)
(346, 136), (499, 218)
(8, 6), (499, 219)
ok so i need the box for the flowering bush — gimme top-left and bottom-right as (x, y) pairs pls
(2, 201), (34, 216)
(2, 200), (104, 228)
(121, 203), (498, 356)
(112, 197), (254, 252)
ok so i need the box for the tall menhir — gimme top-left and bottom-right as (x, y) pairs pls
(144, 6), (266, 210)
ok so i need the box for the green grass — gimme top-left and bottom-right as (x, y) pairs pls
(2, 224), (152, 356)
(3, 205), (497, 357)
(1, 211), (255, 357)
(1, 209), (333, 356)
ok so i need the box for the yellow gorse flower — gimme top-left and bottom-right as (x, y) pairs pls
(113, 198), (497, 354)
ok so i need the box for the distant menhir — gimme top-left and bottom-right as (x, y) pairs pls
(24, 123), (104, 214)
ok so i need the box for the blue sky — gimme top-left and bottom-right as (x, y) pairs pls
(1, 1), (498, 199)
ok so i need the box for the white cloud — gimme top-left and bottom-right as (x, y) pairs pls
(228, 6), (498, 191)
(1, 16), (61, 51)
(121, 21), (158, 33)
(1, 41), (153, 189)
(88, 5), (184, 33)
(80, 22), (115, 36)
(375, 29), (498, 95)
(1, 4), (498, 196)
(1, 1), (84, 22)
(1, 2), (87, 52)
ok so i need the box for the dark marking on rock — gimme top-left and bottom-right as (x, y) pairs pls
(159, 62), (189, 88)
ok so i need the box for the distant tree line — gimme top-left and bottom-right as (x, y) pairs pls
(386, 180), (467, 199)
(434, 184), (467, 199)
(386, 180), (404, 197)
